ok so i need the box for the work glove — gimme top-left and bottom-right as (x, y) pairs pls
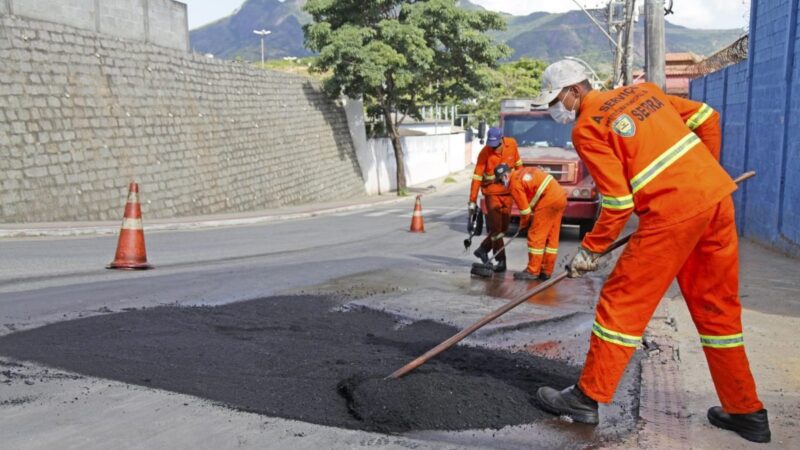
(468, 202), (477, 214)
(568, 247), (600, 278)
(519, 214), (531, 230)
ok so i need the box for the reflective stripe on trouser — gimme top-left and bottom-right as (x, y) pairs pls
(480, 194), (512, 261)
(578, 197), (763, 413)
(525, 197), (565, 275)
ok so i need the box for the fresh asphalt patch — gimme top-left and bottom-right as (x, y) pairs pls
(0, 295), (579, 433)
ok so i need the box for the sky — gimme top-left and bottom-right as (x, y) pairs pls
(180, 0), (750, 31)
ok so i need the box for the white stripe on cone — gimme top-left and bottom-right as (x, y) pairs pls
(121, 218), (143, 230)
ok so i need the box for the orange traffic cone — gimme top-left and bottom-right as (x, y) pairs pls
(409, 195), (425, 233)
(107, 181), (152, 270)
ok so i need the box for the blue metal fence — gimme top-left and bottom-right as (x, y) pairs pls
(690, 0), (800, 257)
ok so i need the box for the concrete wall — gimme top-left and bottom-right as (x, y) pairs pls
(690, 0), (800, 257)
(0, 14), (365, 223)
(359, 134), (467, 195)
(5, 0), (188, 51)
(146, 0), (189, 52)
(343, 97), (471, 195)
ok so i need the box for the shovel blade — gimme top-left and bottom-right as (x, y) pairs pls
(470, 262), (494, 278)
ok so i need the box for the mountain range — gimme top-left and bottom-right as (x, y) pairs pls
(189, 0), (743, 70)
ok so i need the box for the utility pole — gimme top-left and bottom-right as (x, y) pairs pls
(572, 0), (624, 58)
(644, 0), (665, 89)
(609, 1), (622, 85)
(622, 0), (637, 85)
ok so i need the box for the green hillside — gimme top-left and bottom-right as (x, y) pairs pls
(189, 0), (743, 69)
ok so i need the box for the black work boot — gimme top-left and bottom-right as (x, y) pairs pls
(513, 270), (539, 280)
(539, 272), (551, 281)
(473, 246), (490, 264)
(708, 407), (771, 443)
(536, 384), (599, 425)
(493, 259), (507, 273)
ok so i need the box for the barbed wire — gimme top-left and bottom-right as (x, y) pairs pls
(687, 33), (748, 77)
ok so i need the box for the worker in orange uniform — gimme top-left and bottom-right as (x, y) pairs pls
(530, 59), (770, 443)
(494, 164), (567, 281)
(469, 127), (522, 273)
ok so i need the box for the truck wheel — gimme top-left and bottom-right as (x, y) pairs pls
(579, 220), (594, 239)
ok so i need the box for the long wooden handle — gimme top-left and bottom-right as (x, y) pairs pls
(387, 234), (623, 380)
(487, 229), (522, 264)
(386, 170), (756, 380)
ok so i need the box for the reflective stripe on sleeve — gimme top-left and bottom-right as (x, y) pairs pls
(601, 194), (634, 210)
(484, 174), (496, 180)
(519, 207), (532, 215)
(592, 322), (642, 348)
(700, 333), (744, 349)
(515, 160), (523, 167)
(630, 133), (700, 194)
(472, 174), (483, 181)
(545, 247), (558, 254)
(686, 104), (714, 130)
(531, 175), (554, 207)
(528, 247), (544, 255)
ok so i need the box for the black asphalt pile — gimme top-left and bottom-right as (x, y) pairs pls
(339, 373), (542, 432)
(0, 295), (579, 433)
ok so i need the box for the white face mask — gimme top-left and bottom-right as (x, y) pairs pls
(549, 100), (576, 124)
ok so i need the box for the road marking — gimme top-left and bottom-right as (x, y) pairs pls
(365, 209), (404, 217)
(394, 209), (436, 217)
(440, 210), (463, 219)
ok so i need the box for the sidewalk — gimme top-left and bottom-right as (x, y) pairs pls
(0, 169), (473, 239)
(635, 240), (799, 449)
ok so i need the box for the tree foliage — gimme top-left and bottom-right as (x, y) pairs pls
(466, 58), (548, 126)
(303, 0), (510, 194)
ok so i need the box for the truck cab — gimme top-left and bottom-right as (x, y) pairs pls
(479, 99), (600, 238)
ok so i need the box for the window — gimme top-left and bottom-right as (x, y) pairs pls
(503, 115), (574, 149)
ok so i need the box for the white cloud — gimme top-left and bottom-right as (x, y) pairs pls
(667, 0), (749, 30)
(182, 0), (246, 29)
(182, 0), (750, 31)
(470, 0), (749, 30)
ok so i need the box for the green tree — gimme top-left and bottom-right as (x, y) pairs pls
(468, 58), (548, 126)
(304, 0), (510, 195)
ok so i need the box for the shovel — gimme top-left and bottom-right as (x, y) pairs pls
(470, 228), (522, 277)
(388, 171), (756, 380)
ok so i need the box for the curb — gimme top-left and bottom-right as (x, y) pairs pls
(635, 299), (691, 449)
(1, 166), (473, 239)
(0, 194), (418, 239)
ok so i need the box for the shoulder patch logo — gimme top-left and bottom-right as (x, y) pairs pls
(592, 116), (604, 124)
(523, 173), (533, 182)
(612, 114), (636, 138)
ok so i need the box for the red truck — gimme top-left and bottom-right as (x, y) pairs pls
(479, 99), (600, 238)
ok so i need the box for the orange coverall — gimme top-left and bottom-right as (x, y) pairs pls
(572, 82), (763, 414)
(469, 137), (522, 261)
(509, 167), (567, 275)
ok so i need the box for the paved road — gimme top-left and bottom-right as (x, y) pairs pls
(0, 181), (585, 330)
(1, 180), (639, 449)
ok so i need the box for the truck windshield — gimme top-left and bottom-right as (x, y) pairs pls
(502, 115), (574, 149)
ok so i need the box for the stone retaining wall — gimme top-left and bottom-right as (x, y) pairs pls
(0, 14), (365, 223)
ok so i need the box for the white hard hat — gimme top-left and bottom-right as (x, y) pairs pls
(532, 59), (589, 105)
